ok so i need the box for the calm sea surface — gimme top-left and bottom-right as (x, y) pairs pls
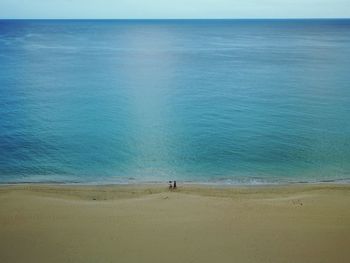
(0, 19), (350, 184)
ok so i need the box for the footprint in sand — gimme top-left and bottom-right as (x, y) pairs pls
(292, 199), (303, 207)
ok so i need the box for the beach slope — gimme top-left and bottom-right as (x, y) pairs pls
(0, 184), (349, 263)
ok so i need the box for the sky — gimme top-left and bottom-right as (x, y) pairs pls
(0, 0), (349, 19)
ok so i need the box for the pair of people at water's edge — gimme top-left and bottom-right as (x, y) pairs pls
(169, 181), (177, 190)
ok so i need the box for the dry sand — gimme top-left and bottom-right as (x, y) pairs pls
(0, 184), (349, 263)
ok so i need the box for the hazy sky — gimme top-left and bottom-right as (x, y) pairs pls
(1, 0), (349, 19)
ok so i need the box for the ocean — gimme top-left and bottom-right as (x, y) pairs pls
(0, 19), (350, 184)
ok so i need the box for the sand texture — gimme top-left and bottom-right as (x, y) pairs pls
(0, 184), (349, 263)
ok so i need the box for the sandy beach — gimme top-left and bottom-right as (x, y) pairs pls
(0, 184), (349, 263)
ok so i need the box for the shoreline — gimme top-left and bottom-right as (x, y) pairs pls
(1, 177), (349, 187)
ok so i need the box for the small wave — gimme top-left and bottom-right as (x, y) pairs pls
(1, 176), (350, 186)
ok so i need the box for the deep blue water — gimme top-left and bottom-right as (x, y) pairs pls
(0, 19), (350, 184)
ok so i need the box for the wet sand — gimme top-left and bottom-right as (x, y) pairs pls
(0, 184), (349, 263)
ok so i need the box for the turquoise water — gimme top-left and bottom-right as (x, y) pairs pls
(0, 19), (350, 184)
